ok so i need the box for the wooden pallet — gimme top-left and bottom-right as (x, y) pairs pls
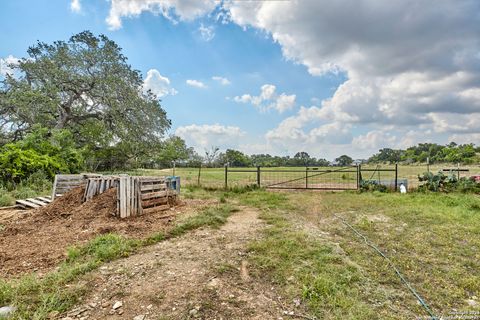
(15, 196), (52, 209)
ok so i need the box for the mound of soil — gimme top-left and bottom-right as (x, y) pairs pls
(0, 187), (193, 278)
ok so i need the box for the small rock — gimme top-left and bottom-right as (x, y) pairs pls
(112, 301), (123, 310)
(293, 298), (301, 307)
(101, 301), (109, 308)
(0, 306), (16, 317)
(146, 304), (153, 309)
(207, 278), (219, 288)
(189, 309), (198, 316)
(48, 310), (60, 318)
(118, 309), (124, 315)
(133, 315), (146, 320)
(466, 299), (477, 306)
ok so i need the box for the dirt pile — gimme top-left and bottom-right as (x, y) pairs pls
(0, 187), (193, 278)
(39, 187), (117, 219)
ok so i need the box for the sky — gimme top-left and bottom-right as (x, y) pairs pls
(0, 0), (479, 160)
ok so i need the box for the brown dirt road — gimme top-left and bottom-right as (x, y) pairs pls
(64, 207), (290, 320)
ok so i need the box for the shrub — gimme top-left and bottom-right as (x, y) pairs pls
(0, 127), (84, 186)
(359, 180), (388, 192)
(0, 144), (61, 184)
(418, 171), (480, 193)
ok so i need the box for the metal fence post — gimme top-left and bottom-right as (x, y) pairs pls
(225, 164), (228, 189)
(197, 165), (201, 186)
(395, 163), (398, 192)
(357, 164), (361, 190)
(305, 167), (308, 189)
(257, 166), (261, 187)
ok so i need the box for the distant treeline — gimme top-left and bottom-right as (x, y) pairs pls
(181, 143), (479, 168)
(367, 143), (479, 164)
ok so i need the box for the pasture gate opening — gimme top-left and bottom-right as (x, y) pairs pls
(224, 165), (399, 191)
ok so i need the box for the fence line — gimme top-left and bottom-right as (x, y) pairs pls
(220, 165), (398, 191)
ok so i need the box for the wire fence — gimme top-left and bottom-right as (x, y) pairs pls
(85, 159), (480, 191)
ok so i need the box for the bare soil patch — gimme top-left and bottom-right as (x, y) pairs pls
(65, 207), (287, 320)
(0, 188), (210, 278)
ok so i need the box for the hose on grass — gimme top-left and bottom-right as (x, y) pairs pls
(333, 214), (438, 320)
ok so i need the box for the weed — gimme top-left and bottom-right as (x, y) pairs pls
(215, 262), (237, 274)
(169, 204), (238, 237)
(0, 189), (15, 206)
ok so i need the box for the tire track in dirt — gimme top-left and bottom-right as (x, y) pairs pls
(65, 207), (286, 320)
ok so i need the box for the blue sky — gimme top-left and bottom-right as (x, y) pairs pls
(1, 1), (479, 160)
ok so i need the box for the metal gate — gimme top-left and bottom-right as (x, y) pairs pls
(226, 166), (360, 190)
(225, 165), (399, 191)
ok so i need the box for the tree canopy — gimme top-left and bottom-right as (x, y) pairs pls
(367, 143), (479, 164)
(0, 31), (170, 154)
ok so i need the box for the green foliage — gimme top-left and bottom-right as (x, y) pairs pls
(169, 204), (238, 237)
(335, 154), (354, 166)
(0, 31), (170, 167)
(0, 189), (15, 206)
(0, 144), (61, 184)
(0, 127), (83, 185)
(369, 142), (479, 164)
(156, 136), (194, 167)
(223, 149), (252, 167)
(359, 180), (388, 192)
(418, 171), (480, 193)
(67, 233), (139, 264)
(249, 153), (330, 167)
(367, 148), (403, 163)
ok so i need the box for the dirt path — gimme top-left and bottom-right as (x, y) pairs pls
(64, 207), (286, 320)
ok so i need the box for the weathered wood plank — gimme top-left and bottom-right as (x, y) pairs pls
(142, 205), (170, 215)
(142, 197), (168, 208)
(140, 184), (167, 192)
(119, 177), (127, 218)
(51, 175), (58, 200)
(56, 175), (84, 180)
(137, 178), (143, 215)
(26, 198), (49, 206)
(16, 200), (40, 208)
(138, 178), (165, 184)
(141, 191), (167, 200)
(36, 197), (52, 203)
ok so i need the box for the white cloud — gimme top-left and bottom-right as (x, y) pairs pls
(0, 55), (19, 77)
(106, 0), (217, 30)
(225, 0), (480, 148)
(265, 106), (351, 148)
(100, 0), (480, 154)
(198, 23), (214, 41)
(175, 124), (245, 150)
(233, 84), (296, 113)
(70, 0), (81, 13)
(212, 76), (230, 85)
(186, 79), (207, 89)
(143, 69), (177, 98)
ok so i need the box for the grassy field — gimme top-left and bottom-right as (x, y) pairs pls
(222, 188), (480, 319)
(130, 164), (480, 190)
